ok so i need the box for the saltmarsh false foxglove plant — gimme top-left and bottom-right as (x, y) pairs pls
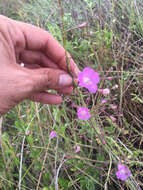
(77, 107), (91, 120)
(116, 163), (131, 181)
(77, 67), (100, 121)
(78, 67), (100, 93)
(49, 131), (57, 139)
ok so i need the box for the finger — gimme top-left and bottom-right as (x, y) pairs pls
(29, 92), (62, 105)
(29, 68), (73, 92)
(21, 66), (74, 92)
(22, 64), (74, 93)
(15, 20), (80, 77)
(20, 50), (58, 69)
(22, 63), (41, 69)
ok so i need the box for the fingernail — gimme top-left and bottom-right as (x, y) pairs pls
(59, 74), (72, 86)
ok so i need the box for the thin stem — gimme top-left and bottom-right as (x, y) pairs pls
(36, 141), (50, 190)
(18, 105), (45, 190)
(55, 155), (67, 190)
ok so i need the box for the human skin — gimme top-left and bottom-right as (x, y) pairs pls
(0, 15), (80, 116)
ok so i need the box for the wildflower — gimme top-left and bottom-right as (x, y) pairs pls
(102, 88), (110, 96)
(77, 107), (91, 120)
(116, 163), (131, 181)
(98, 88), (110, 96)
(75, 145), (80, 153)
(25, 130), (31, 135)
(49, 131), (57, 139)
(140, 53), (143, 57)
(101, 99), (107, 104)
(78, 67), (100, 93)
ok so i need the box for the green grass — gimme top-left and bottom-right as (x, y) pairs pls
(0, 0), (143, 189)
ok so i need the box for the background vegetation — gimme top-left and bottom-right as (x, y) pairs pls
(0, 0), (143, 189)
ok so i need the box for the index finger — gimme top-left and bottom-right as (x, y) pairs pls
(15, 20), (80, 77)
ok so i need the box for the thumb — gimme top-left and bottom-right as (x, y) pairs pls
(29, 68), (73, 92)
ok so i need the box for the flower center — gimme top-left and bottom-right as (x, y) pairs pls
(83, 77), (92, 85)
(120, 169), (128, 175)
(80, 110), (86, 116)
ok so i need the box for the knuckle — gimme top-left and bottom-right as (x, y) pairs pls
(30, 69), (59, 92)
(41, 69), (56, 88)
(31, 69), (54, 92)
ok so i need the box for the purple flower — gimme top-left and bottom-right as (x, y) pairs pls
(49, 131), (57, 139)
(101, 99), (107, 104)
(75, 145), (80, 153)
(116, 163), (131, 181)
(77, 107), (91, 120)
(78, 67), (100, 93)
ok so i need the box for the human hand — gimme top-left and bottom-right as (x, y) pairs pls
(0, 15), (80, 116)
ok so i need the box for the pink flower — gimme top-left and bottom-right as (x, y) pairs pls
(116, 163), (131, 181)
(49, 131), (57, 139)
(25, 130), (31, 135)
(101, 99), (107, 104)
(77, 107), (91, 120)
(75, 145), (80, 153)
(98, 88), (110, 96)
(140, 53), (143, 57)
(102, 88), (110, 96)
(78, 67), (100, 93)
